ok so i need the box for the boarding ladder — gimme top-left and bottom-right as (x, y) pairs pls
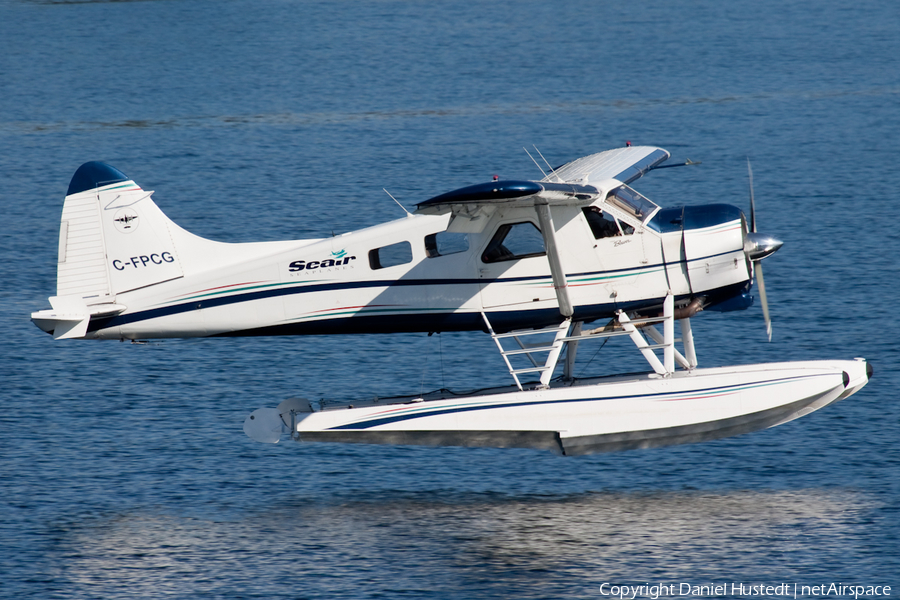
(481, 312), (571, 391)
(483, 294), (698, 390)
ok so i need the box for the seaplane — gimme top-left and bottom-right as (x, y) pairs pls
(31, 146), (871, 455)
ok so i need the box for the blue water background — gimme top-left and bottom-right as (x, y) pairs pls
(1, 0), (898, 597)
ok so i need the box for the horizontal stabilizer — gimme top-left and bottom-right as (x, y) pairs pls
(31, 296), (126, 340)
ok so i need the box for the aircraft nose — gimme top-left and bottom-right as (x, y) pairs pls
(744, 232), (783, 261)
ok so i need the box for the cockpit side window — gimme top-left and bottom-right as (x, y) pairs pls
(582, 206), (635, 238)
(482, 222), (545, 263)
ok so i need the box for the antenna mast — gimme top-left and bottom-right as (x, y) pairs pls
(523, 147), (548, 178)
(383, 189), (413, 218)
(533, 146), (560, 181)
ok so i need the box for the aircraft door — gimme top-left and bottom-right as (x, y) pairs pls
(579, 207), (644, 304)
(477, 220), (557, 313)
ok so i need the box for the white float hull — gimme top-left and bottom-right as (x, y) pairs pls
(247, 359), (870, 455)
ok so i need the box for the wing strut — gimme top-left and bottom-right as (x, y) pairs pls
(534, 200), (573, 318)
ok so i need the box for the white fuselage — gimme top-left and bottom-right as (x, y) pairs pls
(79, 188), (749, 340)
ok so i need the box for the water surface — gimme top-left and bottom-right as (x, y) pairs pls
(1, 0), (898, 597)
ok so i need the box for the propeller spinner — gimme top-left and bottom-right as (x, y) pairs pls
(745, 159), (783, 341)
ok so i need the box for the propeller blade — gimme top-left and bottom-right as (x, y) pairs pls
(747, 158), (756, 233)
(746, 157), (773, 340)
(756, 262), (772, 342)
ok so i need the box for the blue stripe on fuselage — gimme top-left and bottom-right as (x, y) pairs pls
(88, 250), (746, 335)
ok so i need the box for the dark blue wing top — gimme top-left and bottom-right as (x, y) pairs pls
(417, 180), (597, 209)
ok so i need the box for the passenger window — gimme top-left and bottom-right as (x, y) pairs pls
(582, 206), (634, 238)
(369, 241), (412, 269)
(482, 222), (545, 263)
(425, 231), (469, 258)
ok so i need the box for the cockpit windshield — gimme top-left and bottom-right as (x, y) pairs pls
(606, 185), (659, 223)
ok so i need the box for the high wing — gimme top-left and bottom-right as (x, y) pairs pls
(416, 180), (600, 211)
(415, 145), (670, 239)
(543, 146), (671, 186)
(416, 146), (669, 215)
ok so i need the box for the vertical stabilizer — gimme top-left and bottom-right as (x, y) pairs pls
(34, 162), (184, 338)
(57, 161), (184, 299)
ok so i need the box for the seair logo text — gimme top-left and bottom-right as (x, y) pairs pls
(112, 252), (175, 271)
(289, 253), (356, 273)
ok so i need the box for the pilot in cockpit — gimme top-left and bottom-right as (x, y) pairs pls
(583, 206), (621, 239)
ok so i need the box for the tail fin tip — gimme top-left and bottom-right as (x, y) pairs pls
(68, 161), (130, 196)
